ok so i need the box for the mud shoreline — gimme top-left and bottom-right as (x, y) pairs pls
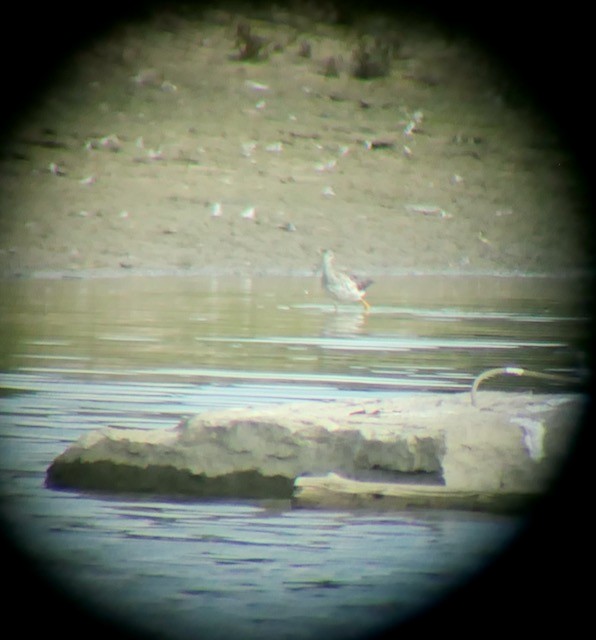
(0, 6), (592, 280)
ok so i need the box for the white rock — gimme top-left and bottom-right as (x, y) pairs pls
(46, 392), (584, 509)
(240, 206), (256, 220)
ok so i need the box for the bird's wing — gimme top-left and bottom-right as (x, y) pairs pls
(349, 275), (374, 292)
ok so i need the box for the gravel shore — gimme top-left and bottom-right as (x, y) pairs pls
(0, 5), (592, 279)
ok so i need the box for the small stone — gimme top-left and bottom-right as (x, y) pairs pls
(49, 162), (66, 176)
(100, 134), (122, 152)
(240, 206), (256, 220)
(245, 80), (270, 91)
(314, 159), (337, 173)
(241, 142), (257, 157)
(132, 68), (163, 86)
(147, 148), (164, 161)
(211, 202), (223, 217)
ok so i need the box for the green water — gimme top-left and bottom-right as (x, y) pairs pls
(0, 274), (589, 390)
(0, 273), (590, 640)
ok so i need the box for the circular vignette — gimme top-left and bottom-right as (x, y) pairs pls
(0, 2), (593, 640)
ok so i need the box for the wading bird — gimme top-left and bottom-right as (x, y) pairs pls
(321, 249), (373, 312)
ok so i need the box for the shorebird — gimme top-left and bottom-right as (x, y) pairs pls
(321, 249), (373, 312)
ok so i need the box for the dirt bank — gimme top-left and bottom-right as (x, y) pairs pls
(0, 5), (591, 278)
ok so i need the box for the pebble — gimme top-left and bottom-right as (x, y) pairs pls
(314, 159), (337, 173)
(240, 206), (256, 220)
(49, 162), (66, 176)
(245, 80), (269, 91)
(241, 142), (257, 157)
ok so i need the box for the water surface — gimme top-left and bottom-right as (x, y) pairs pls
(0, 274), (589, 640)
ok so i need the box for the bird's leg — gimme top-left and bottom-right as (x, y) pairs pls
(360, 298), (371, 313)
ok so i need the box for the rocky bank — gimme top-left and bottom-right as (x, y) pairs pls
(46, 390), (586, 513)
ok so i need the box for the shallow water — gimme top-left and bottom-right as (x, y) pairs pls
(0, 274), (590, 640)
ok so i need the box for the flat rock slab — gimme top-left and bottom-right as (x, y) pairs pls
(46, 392), (586, 511)
(292, 474), (534, 514)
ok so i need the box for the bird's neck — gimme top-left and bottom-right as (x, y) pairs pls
(322, 257), (334, 279)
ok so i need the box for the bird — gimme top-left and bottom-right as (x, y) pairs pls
(320, 249), (373, 312)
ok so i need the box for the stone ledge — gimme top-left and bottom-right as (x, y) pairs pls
(45, 392), (586, 512)
(292, 473), (535, 514)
